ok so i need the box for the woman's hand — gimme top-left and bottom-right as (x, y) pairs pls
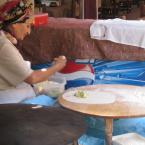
(53, 56), (67, 71)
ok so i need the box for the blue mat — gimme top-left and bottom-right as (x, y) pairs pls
(32, 60), (145, 86)
(22, 94), (57, 106)
(31, 60), (145, 145)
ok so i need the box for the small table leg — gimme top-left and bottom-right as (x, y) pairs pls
(104, 118), (113, 145)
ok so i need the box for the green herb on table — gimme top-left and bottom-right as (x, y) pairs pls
(74, 90), (86, 98)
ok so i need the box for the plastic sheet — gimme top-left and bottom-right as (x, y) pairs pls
(31, 59), (145, 145)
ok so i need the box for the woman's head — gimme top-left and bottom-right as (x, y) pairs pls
(0, 0), (34, 40)
(7, 18), (33, 40)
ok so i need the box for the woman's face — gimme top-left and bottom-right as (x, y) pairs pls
(8, 22), (32, 41)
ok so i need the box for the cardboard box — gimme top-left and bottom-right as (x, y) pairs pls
(34, 13), (48, 27)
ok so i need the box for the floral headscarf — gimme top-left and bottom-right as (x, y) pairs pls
(0, 0), (33, 29)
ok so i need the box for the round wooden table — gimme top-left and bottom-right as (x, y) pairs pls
(59, 84), (145, 145)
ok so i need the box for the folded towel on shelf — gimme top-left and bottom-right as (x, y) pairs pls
(90, 18), (145, 49)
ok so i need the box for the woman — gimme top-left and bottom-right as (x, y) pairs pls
(0, 0), (67, 103)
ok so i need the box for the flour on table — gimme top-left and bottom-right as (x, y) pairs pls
(63, 89), (116, 104)
(103, 87), (145, 104)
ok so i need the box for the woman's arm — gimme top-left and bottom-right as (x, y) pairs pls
(24, 56), (67, 84)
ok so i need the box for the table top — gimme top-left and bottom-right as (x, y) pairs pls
(59, 84), (145, 119)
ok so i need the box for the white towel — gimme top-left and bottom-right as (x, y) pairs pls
(0, 83), (36, 104)
(90, 18), (145, 48)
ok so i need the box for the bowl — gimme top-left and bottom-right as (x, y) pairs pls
(34, 76), (66, 98)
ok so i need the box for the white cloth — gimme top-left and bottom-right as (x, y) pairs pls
(0, 83), (36, 104)
(55, 71), (95, 81)
(113, 133), (145, 145)
(90, 18), (145, 48)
